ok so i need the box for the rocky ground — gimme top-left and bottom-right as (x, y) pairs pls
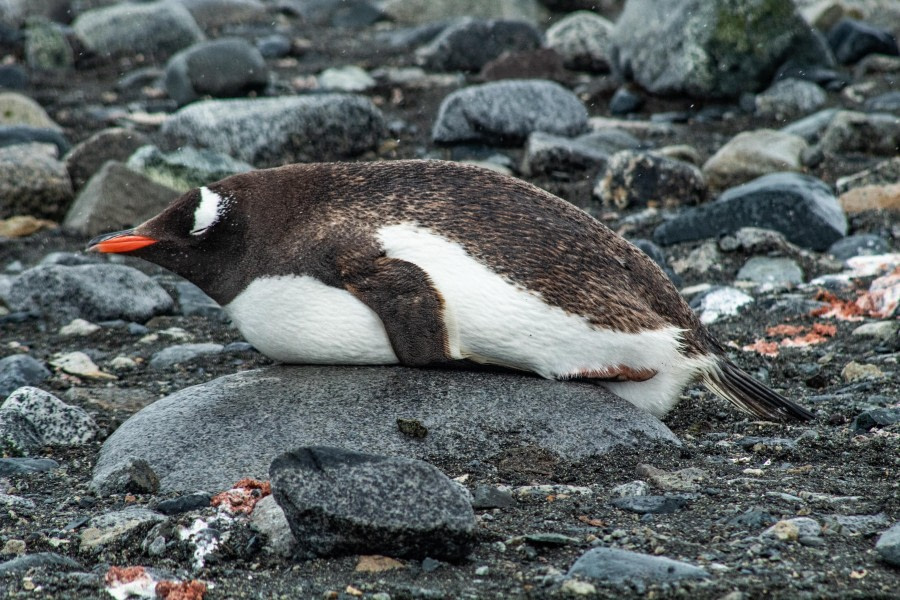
(0, 0), (899, 598)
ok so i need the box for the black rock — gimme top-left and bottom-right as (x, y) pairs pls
(727, 508), (777, 530)
(0, 64), (28, 89)
(0, 553), (82, 575)
(270, 446), (477, 561)
(471, 485), (516, 510)
(609, 86), (644, 115)
(256, 34), (292, 58)
(653, 172), (847, 251)
(416, 18), (541, 72)
(828, 234), (890, 260)
(92, 457), (160, 496)
(164, 38), (269, 106)
(610, 494), (692, 514)
(852, 408), (900, 433)
(0, 355), (51, 398)
(0, 125), (70, 155)
(0, 457), (59, 477)
(568, 547), (708, 584)
(827, 19), (899, 65)
(156, 492), (212, 515)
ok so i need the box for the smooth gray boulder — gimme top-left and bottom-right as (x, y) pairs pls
(93, 365), (680, 493)
(568, 547), (709, 583)
(164, 37), (269, 106)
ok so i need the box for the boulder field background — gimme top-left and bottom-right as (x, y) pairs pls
(0, 0), (898, 598)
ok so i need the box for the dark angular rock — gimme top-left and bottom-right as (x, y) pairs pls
(594, 150), (706, 209)
(568, 547), (708, 583)
(91, 457), (159, 495)
(156, 492), (212, 515)
(256, 34), (292, 58)
(92, 366), (680, 493)
(827, 19), (899, 65)
(852, 408), (900, 433)
(63, 128), (151, 193)
(520, 131), (609, 176)
(0, 355), (50, 398)
(727, 508), (777, 530)
(610, 494), (692, 514)
(828, 234), (889, 260)
(432, 79), (588, 145)
(0, 64), (28, 90)
(609, 86), (644, 115)
(876, 523), (900, 567)
(270, 446), (476, 560)
(416, 18), (541, 72)
(653, 172), (847, 251)
(0, 409), (42, 456)
(471, 485), (516, 509)
(0, 457), (59, 477)
(0, 125), (69, 154)
(6, 264), (174, 325)
(164, 37), (269, 106)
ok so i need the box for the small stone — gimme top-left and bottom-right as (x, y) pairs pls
(270, 446), (476, 560)
(24, 18), (73, 70)
(545, 10), (613, 72)
(608, 86), (645, 115)
(610, 495), (691, 514)
(727, 508), (776, 530)
(474, 565), (489, 576)
(841, 361), (885, 382)
(736, 257), (804, 290)
(92, 457), (159, 496)
(781, 108), (840, 142)
(156, 492), (212, 515)
(851, 321), (898, 341)
(520, 131), (610, 177)
(80, 507), (167, 551)
(381, 0), (545, 26)
(149, 343), (224, 370)
(828, 234), (890, 260)
(836, 157), (900, 194)
(839, 184), (900, 214)
(59, 318), (101, 337)
(0, 92), (60, 129)
(827, 19), (899, 65)
(851, 408), (900, 433)
(317, 65), (375, 92)
(762, 517), (821, 542)
(2, 386), (98, 445)
(702, 129), (807, 190)
(471, 485), (516, 510)
(1, 539), (25, 556)
(819, 110), (900, 156)
(875, 522), (900, 566)
(636, 464), (708, 492)
(355, 555), (405, 573)
(164, 37), (268, 106)
(256, 34), (292, 58)
(249, 494), (297, 557)
(691, 287), (754, 325)
(755, 79), (827, 120)
(0, 552), (82, 575)
(0, 355), (50, 398)
(0, 143), (73, 221)
(50, 351), (115, 380)
(610, 480), (650, 498)
(568, 547), (708, 584)
(560, 579), (596, 595)
(594, 150), (705, 209)
(64, 128), (151, 193)
(108, 356), (138, 372)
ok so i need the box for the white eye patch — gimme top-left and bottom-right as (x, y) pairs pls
(191, 187), (227, 235)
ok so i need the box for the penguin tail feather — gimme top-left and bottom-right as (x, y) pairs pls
(701, 359), (815, 423)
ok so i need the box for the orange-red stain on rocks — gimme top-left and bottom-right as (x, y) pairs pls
(211, 478), (272, 514)
(744, 323), (838, 357)
(104, 566), (149, 586)
(156, 580), (208, 600)
(812, 268), (900, 321)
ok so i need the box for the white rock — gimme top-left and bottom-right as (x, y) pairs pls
(50, 351), (116, 379)
(696, 287), (754, 324)
(59, 318), (101, 337)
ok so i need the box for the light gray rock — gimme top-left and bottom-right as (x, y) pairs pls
(545, 10), (613, 72)
(781, 108), (840, 142)
(80, 507), (167, 552)
(63, 161), (180, 236)
(0, 0), (71, 27)
(568, 547), (708, 583)
(819, 110), (900, 156)
(0, 143), (73, 220)
(610, 0), (834, 98)
(6, 264), (174, 325)
(271, 446), (476, 560)
(690, 286), (754, 325)
(594, 150), (706, 209)
(179, 0), (267, 30)
(126, 145), (254, 193)
(175, 281), (226, 320)
(24, 18), (73, 71)
(148, 343), (224, 370)
(64, 128), (151, 193)
(2, 386), (97, 446)
(610, 480), (650, 498)
(655, 172), (846, 251)
(736, 257), (804, 289)
(0, 355), (50, 399)
(381, 0), (544, 25)
(702, 129), (807, 190)
(249, 495), (297, 557)
(72, 1), (205, 58)
(161, 95), (385, 167)
(761, 517), (822, 541)
(416, 18), (541, 72)
(433, 79), (588, 145)
(164, 38), (268, 106)
(93, 365), (680, 493)
(876, 522), (900, 566)
(851, 321), (899, 341)
(317, 66), (375, 92)
(0, 553), (82, 576)
(0, 92), (60, 129)
(0, 408), (42, 456)
(755, 78), (827, 120)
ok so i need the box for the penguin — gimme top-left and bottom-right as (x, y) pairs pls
(88, 160), (813, 422)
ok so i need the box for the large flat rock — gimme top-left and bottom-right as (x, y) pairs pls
(93, 366), (680, 493)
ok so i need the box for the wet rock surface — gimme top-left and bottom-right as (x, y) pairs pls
(1, 0), (899, 597)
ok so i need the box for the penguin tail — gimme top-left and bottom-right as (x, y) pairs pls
(700, 358), (815, 423)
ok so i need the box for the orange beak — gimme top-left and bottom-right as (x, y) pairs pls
(87, 229), (158, 253)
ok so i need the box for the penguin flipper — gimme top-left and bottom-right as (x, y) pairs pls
(343, 256), (452, 366)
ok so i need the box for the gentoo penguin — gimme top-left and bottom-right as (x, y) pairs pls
(88, 160), (813, 422)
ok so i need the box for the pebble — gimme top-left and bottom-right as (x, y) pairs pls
(875, 522), (900, 567)
(50, 351), (115, 379)
(80, 507), (167, 551)
(636, 464), (708, 492)
(819, 110), (900, 156)
(471, 485), (516, 509)
(108, 356), (138, 372)
(851, 321), (898, 341)
(610, 0), (831, 98)
(780, 108), (840, 142)
(249, 494), (297, 557)
(416, 18), (541, 72)
(64, 128), (151, 193)
(0, 457), (58, 477)
(92, 457), (160, 496)
(824, 514), (891, 536)
(828, 234), (890, 260)
(59, 318), (101, 337)
(164, 38), (269, 105)
(6, 264), (174, 325)
(0, 92), (60, 129)
(0, 354), (50, 398)
(317, 65), (376, 92)
(851, 408), (900, 433)
(610, 480), (650, 498)
(690, 286), (754, 325)
(256, 34), (292, 59)
(181, 0), (268, 29)
(736, 256), (804, 290)
(593, 150), (706, 209)
(727, 508), (776, 530)
(702, 129), (807, 190)
(826, 19), (900, 65)
(72, 0), (205, 59)
(654, 172), (847, 252)
(567, 547), (708, 584)
(92, 365), (678, 493)
(270, 446), (476, 560)
(127, 144), (254, 193)
(610, 494), (692, 514)
(761, 517), (822, 542)
(25, 18), (73, 71)
(544, 10), (613, 72)
(161, 95), (385, 167)
(839, 183), (900, 214)
(156, 492), (212, 516)
(148, 343), (224, 370)
(432, 79), (588, 145)
(754, 78), (827, 120)
(2, 386), (97, 445)
(841, 361), (885, 382)
(0, 142), (73, 221)
(608, 86), (645, 115)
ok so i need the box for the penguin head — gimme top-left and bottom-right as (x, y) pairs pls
(87, 184), (246, 300)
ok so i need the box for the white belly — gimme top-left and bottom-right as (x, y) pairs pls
(225, 275), (399, 365)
